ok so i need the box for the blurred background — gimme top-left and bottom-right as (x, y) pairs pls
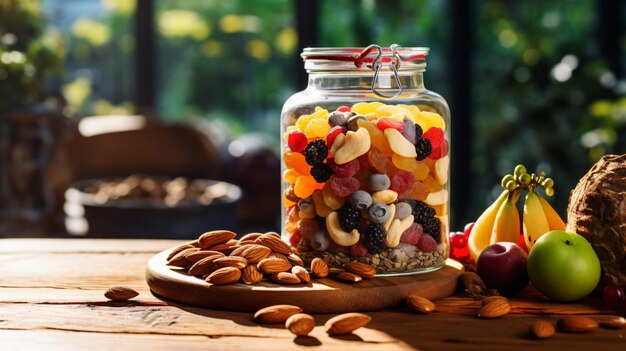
(0, 0), (624, 238)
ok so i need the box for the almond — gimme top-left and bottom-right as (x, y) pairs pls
(265, 231), (282, 239)
(286, 313), (315, 336)
(270, 272), (301, 285)
(481, 295), (508, 306)
(599, 315), (626, 329)
(255, 234), (292, 255)
(269, 252), (289, 261)
(198, 230), (237, 249)
(292, 266), (311, 283)
(228, 245), (249, 257)
(104, 286), (139, 301)
(167, 247), (199, 268)
(478, 298), (510, 318)
(184, 250), (224, 263)
(257, 257), (292, 274)
(288, 253), (304, 266)
(240, 232), (263, 242)
(406, 295), (435, 314)
(188, 254), (223, 276)
(310, 258), (329, 278)
(213, 256), (248, 269)
(254, 304), (302, 324)
(336, 272), (362, 283)
(324, 313), (371, 336)
(529, 320), (555, 339)
(205, 267), (241, 285)
(343, 261), (376, 278)
(240, 245), (272, 263)
(557, 316), (598, 333)
(241, 265), (263, 285)
(167, 243), (195, 261)
(209, 241), (239, 254)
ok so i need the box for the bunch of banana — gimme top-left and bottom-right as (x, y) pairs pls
(468, 165), (566, 262)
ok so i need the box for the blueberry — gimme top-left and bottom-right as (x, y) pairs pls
(347, 115), (367, 131)
(349, 190), (373, 209)
(401, 119), (417, 144)
(368, 204), (389, 224)
(368, 173), (391, 191)
(328, 111), (348, 127)
(394, 202), (412, 219)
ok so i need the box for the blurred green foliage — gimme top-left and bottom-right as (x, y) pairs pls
(0, 0), (63, 111)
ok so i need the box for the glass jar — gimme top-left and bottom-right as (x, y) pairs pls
(280, 45), (450, 276)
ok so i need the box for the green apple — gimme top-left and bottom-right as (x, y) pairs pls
(527, 230), (600, 302)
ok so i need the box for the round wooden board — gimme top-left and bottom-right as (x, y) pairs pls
(146, 248), (465, 313)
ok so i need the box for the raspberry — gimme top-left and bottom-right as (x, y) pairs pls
(416, 234), (437, 253)
(423, 127), (444, 151)
(350, 240), (368, 257)
(390, 170), (415, 193)
(429, 138), (449, 160)
(364, 224), (386, 254)
(326, 126), (347, 149)
(422, 217), (441, 241)
(287, 130), (308, 152)
(328, 158), (360, 177)
(400, 223), (423, 245)
(289, 229), (303, 247)
(310, 163), (334, 183)
(337, 204), (362, 231)
(336, 106), (351, 113)
(415, 138), (432, 161)
(376, 117), (404, 132)
(328, 175), (360, 197)
(415, 124), (423, 139)
(357, 154), (373, 171)
(304, 140), (328, 166)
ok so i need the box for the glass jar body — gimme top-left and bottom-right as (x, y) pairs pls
(280, 70), (450, 276)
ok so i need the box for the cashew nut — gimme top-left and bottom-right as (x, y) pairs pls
(329, 132), (345, 156)
(333, 128), (371, 164)
(383, 204), (396, 231)
(424, 189), (448, 206)
(372, 189), (398, 204)
(384, 128), (417, 158)
(384, 215), (415, 248)
(326, 211), (360, 246)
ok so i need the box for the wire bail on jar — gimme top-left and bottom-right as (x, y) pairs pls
(357, 44), (403, 99)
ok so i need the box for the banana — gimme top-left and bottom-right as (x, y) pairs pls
(523, 191), (550, 250)
(490, 197), (521, 244)
(537, 194), (566, 231)
(468, 190), (509, 262)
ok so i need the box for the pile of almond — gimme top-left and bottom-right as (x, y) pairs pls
(166, 230), (377, 285)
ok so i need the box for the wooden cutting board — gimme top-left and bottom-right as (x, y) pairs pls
(146, 248), (464, 313)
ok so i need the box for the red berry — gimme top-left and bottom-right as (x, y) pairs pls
(326, 126), (347, 149)
(329, 175), (360, 197)
(603, 285), (626, 310)
(463, 222), (475, 238)
(390, 170), (414, 193)
(450, 233), (468, 249)
(337, 106), (351, 113)
(423, 127), (444, 150)
(328, 158), (360, 177)
(357, 154), (373, 171)
(429, 138), (449, 160)
(289, 229), (303, 247)
(417, 234), (437, 253)
(376, 117), (404, 132)
(287, 130), (308, 152)
(350, 241), (368, 257)
(400, 223), (423, 245)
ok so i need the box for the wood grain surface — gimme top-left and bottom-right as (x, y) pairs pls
(147, 248), (464, 313)
(1, 238), (625, 351)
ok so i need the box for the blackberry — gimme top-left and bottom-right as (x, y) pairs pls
(364, 224), (386, 254)
(415, 124), (423, 139)
(337, 204), (362, 232)
(310, 163), (334, 183)
(422, 217), (441, 241)
(415, 138), (432, 161)
(304, 140), (328, 165)
(404, 200), (436, 223)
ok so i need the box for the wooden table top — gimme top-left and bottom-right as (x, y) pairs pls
(1, 238), (624, 350)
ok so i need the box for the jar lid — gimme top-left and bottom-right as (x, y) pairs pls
(301, 45), (428, 72)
